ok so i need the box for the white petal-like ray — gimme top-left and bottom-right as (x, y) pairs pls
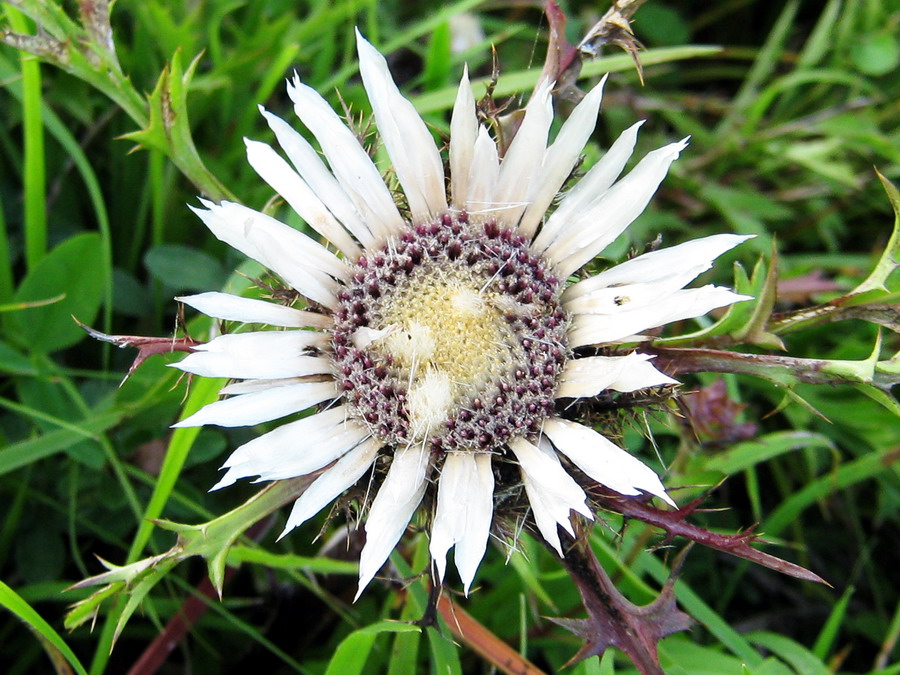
(173, 380), (337, 428)
(219, 377), (323, 395)
(564, 274), (703, 316)
(546, 138), (690, 278)
(509, 436), (592, 556)
(260, 106), (374, 249)
(357, 443), (430, 599)
(177, 292), (331, 329)
(280, 436), (382, 537)
(493, 79), (554, 227)
(193, 330), (327, 353)
(453, 452), (494, 594)
(568, 285), (750, 347)
(466, 126), (500, 214)
(429, 452), (494, 594)
(244, 138), (362, 258)
(564, 233), (754, 302)
(356, 31), (447, 223)
(287, 75), (405, 241)
(172, 351), (331, 380)
(190, 199), (343, 308)
(542, 417), (675, 507)
(429, 453), (471, 581)
(557, 353), (677, 399)
(176, 40), (754, 599)
(449, 66), (477, 209)
(212, 407), (368, 490)
(518, 77), (607, 240)
(533, 120), (643, 252)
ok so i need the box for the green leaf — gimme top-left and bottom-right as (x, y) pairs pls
(325, 621), (421, 675)
(144, 243), (228, 292)
(5, 233), (106, 353)
(730, 252), (785, 349)
(634, 4), (691, 47)
(747, 632), (831, 675)
(423, 21), (452, 91)
(509, 537), (557, 610)
(119, 50), (232, 201)
(0, 408), (124, 478)
(659, 637), (751, 675)
(0, 579), (89, 675)
(111, 268), (153, 318)
(854, 172), (900, 294)
(850, 32), (900, 76)
(0, 340), (35, 376)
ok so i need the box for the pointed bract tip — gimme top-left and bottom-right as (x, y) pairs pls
(275, 524), (293, 542)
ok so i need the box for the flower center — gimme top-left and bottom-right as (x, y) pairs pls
(332, 213), (567, 453)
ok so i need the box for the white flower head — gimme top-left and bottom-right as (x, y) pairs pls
(174, 31), (751, 598)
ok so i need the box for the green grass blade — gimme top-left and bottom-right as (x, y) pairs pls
(0, 579), (89, 675)
(764, 451), (895, 537)
(797, 0), (842, 68)
(411, 46), (722, 115)
(5, 6), (47, 270)
(0, 409), (126, 477)
(811, 585), (853, 661)
(716, 0), (800, 135)
(746, 631), (830, 675)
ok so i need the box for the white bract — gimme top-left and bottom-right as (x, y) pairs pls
(172, 31), (751, 598)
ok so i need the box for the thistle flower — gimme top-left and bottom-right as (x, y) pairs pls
(172, 31), (750, 598)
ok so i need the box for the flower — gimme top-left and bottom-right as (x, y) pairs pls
(171, 31), (750, 599)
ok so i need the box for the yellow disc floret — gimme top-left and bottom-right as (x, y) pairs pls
(375, 267), (519, 441)
(331, 214), (567, 453)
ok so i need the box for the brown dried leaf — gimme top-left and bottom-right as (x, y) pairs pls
(550, 525), (693, 675)
(577, 0), (649, 84)
(76, 318), (198, 383)
(593, 489), (828, 585)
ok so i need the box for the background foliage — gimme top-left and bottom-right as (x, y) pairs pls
(1, 0), (898, 673)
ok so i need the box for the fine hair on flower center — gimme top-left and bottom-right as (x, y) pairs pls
(332, 213), (568, 453)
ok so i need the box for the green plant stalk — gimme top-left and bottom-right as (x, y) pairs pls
(649, 344), (897, 390)
(6, 6), (46, 270)
(0, 190), (12, 303)
(156, 476), (317, 594)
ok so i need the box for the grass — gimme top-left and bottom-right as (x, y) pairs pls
(1, 0), (898, 673)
